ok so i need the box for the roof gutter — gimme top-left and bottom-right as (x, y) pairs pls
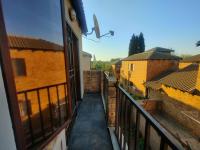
(72, 0), (88, 34)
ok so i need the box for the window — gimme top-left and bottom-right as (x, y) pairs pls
(12, 58), (26, 76)
(129, 64), (134, 71)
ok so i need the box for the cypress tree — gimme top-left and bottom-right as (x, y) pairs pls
(128, 34), (135, 56)
(128, 33), (145, 56)
(139, 32), (145, 53)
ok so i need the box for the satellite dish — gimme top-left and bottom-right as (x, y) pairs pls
(86, 14), (114, 39)
(93, 15), (100, 39)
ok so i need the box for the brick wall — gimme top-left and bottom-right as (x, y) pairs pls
(140, 99), (162, 114)
(83, 70), (102, 93)
(107, 79), (117, 127)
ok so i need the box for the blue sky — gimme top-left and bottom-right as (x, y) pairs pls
(82, 0), (200, 60)
(2, 0), (64, 45)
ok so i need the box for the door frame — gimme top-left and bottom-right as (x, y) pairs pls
(0, 1), (26, 149)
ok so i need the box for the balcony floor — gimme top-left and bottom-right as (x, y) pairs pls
(68, 93), (113, 150)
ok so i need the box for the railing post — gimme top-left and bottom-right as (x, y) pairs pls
(115, 80), (119, 136)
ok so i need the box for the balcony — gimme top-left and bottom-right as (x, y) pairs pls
(22, 71), (183, 149)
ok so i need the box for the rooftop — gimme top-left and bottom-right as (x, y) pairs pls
(181, 54), (200, 63)
(8, 35), (63, 51)
(72, 0), (88, 34)
(146, 64), (200, 93)
(81, 51), (92, 57)
(123, 47), (180, 61)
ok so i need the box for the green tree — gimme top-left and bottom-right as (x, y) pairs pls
(128, 32), (145, 56)
(139, 32), (145, 52)
(128, 34), (136, 56)
(196, 41), (200, 47)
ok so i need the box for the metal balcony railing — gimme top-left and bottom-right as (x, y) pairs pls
(17, 82), (69, 148)
(103, 72), (183, 150)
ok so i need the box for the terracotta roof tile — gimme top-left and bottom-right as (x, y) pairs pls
(8, 35), (63, 51)
(146, 64), (200, 93)
(181, 54), (200, 63)
(123, 47), (180, 61)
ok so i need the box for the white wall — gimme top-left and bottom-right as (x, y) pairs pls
(43, 129), (67, 150)
(81, 52), (91, 71)
(0, 64), (17, 150)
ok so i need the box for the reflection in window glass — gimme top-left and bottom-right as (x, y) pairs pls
(2, 0), (68, 148)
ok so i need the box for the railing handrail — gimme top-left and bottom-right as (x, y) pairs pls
(17, 82), (67, 94)
(118, 85), (183, 150)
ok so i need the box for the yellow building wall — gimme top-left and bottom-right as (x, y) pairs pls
(162, 85), (200, 111)
(112, 64), (120, 80)
(179, 62), (192, 69)
(10, 49), (67, 122)
(120, 59), (178, 96)
(120, 60), (148, 96)
(196, 64), (200, 90)
(10, 49), (66, 91)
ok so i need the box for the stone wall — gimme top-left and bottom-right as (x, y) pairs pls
(83, 70), (102, 93)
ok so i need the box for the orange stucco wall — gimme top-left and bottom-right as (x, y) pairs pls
(120, 60), (148, 96)
(147, 60), (178, 81)
(10, 49), (66, 91)
(120, 59), (178, 96)
(10, 49), (67, 120)
(179, 62), (192, 69)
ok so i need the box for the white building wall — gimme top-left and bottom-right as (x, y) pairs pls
(43, 129), (67, 150)
(0, 64), (17, 150)
(81, 52), (91, 71)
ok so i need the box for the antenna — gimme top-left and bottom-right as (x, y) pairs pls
(86, 14), (114, 39)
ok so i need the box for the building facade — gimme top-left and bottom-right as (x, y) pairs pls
(146, 62), (200, 148)
(120, 47), (180, 97)
(80, 51), (92, 71)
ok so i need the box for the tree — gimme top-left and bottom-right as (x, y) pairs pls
(139, 32), (145, 52)
(196, 41), (200, 47)
(128, 32), (145, 56)
(128, 34), (135, 56)
(110, 58), (121, 63)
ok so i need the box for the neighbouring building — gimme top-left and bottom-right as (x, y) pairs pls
(120, 47), (180, 97)
(9, 35), (66, 91)
(179, 54), (200, 69)
(111, 59), (121, 80)
(8, 36), (68, 132)
(145, 63), (200, 149)
(80, 51), (92, 71)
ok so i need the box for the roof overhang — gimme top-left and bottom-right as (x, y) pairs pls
(72, 0), (88, 34)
